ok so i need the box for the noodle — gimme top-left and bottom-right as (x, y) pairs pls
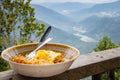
(10, 49), (66, 65)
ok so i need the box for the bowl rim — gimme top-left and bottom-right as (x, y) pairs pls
(1, 43), (80, 66)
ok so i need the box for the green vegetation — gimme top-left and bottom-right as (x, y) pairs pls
(94, 36), (119, 80)
(94, 36), (119, 52)
(0, 0), (45, 71)
(0, 56), (10, 71)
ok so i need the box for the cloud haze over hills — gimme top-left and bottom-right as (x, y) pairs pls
(31, 0), (118, 4)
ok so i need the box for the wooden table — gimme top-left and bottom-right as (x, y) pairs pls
(1, 47), (120, 80)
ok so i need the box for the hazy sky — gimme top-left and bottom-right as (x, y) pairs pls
(31, 0), (118, 4)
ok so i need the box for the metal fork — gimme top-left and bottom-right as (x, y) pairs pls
(26, 38), (52, 60)
(26, 26), (52, 60)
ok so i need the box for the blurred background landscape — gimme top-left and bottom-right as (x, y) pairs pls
(0, 0), (120, 79)
(30, 0), (120, 54)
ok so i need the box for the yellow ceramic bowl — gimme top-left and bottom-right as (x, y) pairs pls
(1, 43), (79, 77)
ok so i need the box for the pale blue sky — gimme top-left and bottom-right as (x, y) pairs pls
(31, 0), (118, 4)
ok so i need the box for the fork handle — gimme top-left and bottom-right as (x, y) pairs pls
(34, 38), (52, 52)
(39, 26), (52, 43)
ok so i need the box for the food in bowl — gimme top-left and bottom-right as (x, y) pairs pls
(10, 49), (68, 64)
(1, 43), (79, 77)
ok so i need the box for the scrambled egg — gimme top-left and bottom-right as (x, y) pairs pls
(10, 49), (65, 64)
(36, 50), (64, 64)
(36, 50), (50, 59)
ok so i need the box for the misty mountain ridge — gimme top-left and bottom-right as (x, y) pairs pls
(31, 4), (75, 33)
(40, 2), (94, 16)
(31, 1), (120, 54)
(77, 10), (120, 44)
(84, 0), (120, 13)
(37, 2), (94, 21)
(70, 0), (120, 21)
